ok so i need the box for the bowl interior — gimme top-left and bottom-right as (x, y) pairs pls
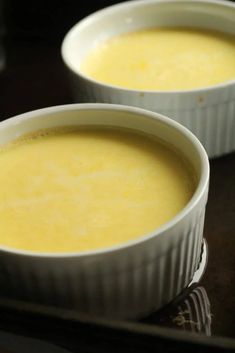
(0, 104), (205, 182)
(62, 0), (235, 75)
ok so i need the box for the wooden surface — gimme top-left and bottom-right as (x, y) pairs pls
(0, 296), (234, 353)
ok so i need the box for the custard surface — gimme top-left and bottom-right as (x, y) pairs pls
(0, 127), (195, 252)
(80, 27), (235, 90)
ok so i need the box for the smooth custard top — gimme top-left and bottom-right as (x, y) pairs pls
(0, 127), (195, 253)
(80, 27), (235, 91)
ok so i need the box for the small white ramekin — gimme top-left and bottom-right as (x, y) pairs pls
(0, 103), (209, 319)
(61, 0), (235, 159)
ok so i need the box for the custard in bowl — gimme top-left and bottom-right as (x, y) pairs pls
(0, 103), (209, 319)
(62, 0), (235, 158)
(0, 126), (195, 253)
(80, 26), (235, 91)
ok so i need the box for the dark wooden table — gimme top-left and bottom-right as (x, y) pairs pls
(0, 23), (234, 351)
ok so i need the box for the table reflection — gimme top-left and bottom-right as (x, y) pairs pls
(142, 285), (211, 336)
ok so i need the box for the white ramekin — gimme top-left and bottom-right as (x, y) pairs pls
(0, 103), (209, 319)
(61, 0), (235, 159)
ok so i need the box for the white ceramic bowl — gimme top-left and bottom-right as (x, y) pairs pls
(61, 0), (235, 159)
(0, 103), (209, 319)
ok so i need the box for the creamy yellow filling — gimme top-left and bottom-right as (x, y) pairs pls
(80, 27), (235, 90)
(0, 127), (195, 253)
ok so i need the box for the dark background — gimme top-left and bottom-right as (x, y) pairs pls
(4, 1), (126, 44)
(1, 0), (128, 120)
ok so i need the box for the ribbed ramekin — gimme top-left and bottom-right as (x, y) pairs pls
(61, 0), (235, 158)
(0, 103), (209, 319)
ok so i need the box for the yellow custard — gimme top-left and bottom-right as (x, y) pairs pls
(80, 27), (235, 91)
(0, 127), (195, 253)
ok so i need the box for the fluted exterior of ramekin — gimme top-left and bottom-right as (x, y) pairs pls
(70, 74), (235, 159)
(159, 100), (235, 159)
(0, 188), (208, 319)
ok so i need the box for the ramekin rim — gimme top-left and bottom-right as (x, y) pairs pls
(0, 103), (210, 258)
(61, 0), (235, 95)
